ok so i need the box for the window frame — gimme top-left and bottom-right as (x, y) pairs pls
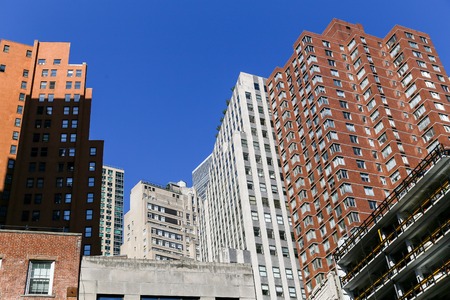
(25, 260), (55, 296)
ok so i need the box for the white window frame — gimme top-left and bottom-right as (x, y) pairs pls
(25, 260), (55, 295)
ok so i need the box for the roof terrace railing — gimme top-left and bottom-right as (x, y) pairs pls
(334, 144), (449, 261)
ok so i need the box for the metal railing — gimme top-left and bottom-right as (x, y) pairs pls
(398, 257), (450, 300)
(334, 144), (449, 261)
(0, 224), (67, 232)
(354, 217), (450, 300)
(342, 179), (450, 285)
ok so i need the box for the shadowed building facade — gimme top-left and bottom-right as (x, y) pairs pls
(0, 40), (103, 255)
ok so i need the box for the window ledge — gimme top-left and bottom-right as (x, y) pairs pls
(21, 294), (55, 298)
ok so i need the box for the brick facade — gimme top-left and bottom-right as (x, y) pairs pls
(0, 230), (81, 299)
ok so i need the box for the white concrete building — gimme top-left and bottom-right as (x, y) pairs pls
(195, 72), (305, 300)
(121, 180), (199, 261)
(100, 165), (125, 256)
(79, 256), (256, 300)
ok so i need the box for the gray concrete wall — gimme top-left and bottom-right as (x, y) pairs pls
(79, 256), (256, 300)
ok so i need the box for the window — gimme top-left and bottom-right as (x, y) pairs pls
(364, 186), (374, 196)
(86, 209), (93, 220)
(76, 69), (82, 77)
(347, 212), (360, 224)
(74, 81), (81, 89)
(83, 244), (91, 256)
(336, 90), (345, 98)
(63, 210), (70, 220)
(66, 81), (72, 89)
(262, 284), (269, 296)
(88, 177), (95, 187)
(257, 265), (268, 277)
(353, 147), (362, 156)
(12, 131), (19, 140)
(25, 261), (54, 295)
(360, 173), (370, 182)
(9, 145), (17, 155)
(85, 226), (92, 237)
(53, 59), (61, 65)
(356, 160), (366, 169)
(87, 193), (94, 203)
(50, 69), (57, 76)
(276, 286), (283, 297)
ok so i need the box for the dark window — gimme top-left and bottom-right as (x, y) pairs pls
(32, 210), (40, 221)
(29, 162), (36, 172)
(23, 194), (32, 204)
(54, 193), (62, 204)
(40, 147), (48, 157)
(34, 194), (42, 204)
(33, 133), (40, 142)
(21, 210), (29, 221)
(52, 210), (60, 220)
(36, 178), (44, 188)
(38, 162), (46, 172)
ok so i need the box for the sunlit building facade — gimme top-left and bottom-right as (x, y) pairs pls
(267, 19), (450, 295)
(100, 165), (124, 256)
(197, 72), (305, 300)
(121, 180), (199, 260)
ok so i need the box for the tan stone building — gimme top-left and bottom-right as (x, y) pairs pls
(121, 180), (199, 260)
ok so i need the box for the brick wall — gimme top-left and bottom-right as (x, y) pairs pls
(0, 230), (81, 299)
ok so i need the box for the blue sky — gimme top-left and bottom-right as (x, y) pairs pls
(3, 1), (450, 212)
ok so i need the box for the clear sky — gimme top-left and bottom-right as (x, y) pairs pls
(3, 1), (450, 212)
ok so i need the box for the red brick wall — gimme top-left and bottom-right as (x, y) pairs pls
(0, 230), (81, 299)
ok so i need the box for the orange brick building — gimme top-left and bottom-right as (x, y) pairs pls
(0, 229), (81, 299)
(267, 19), (450, 295)
(0, 40), (103, 255)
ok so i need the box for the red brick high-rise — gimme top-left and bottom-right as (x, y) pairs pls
(267, 19), (450, 295)
(0, 40), (103, 255)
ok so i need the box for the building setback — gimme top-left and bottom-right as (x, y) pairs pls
(0, 40), (104, 255)
(267, 19), (450, 295)
(100, 165), (124, 256)
(121, 180), (199, 260)
(196, 72), (304, 300)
